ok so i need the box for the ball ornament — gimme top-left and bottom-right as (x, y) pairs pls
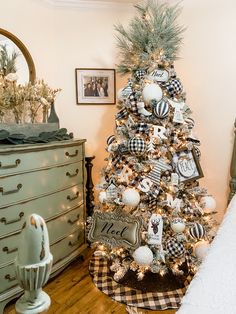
(194, 240), (210, 261)
(200, 196), (216, 213)
(171, 218), (186, 233)
(142, 83), (163, 103)
(133, 246), (153, 266)
(122, 188), (140, 207)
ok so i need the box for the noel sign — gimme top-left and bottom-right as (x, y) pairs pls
(88, 210), (142, 249)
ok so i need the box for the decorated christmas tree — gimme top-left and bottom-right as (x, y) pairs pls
(89, 0), (217, 296)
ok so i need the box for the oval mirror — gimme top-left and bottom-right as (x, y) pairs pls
(0, 28), (36, 84)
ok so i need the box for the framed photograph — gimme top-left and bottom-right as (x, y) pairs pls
(75, 68), (116, 105)
(174, 149), (204, 183)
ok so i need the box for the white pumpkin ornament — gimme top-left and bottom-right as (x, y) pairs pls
(98, 191), (107, 203)
(122, 188), (140, 207)
(171, 218), (185, 233)
(133, 246), (153, 266)
(200, 196), (216, 213)
(142, 83), (163, 103)
(194, 240), (210, 261)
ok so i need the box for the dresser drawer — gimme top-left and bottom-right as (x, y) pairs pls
(0, 263), (18, 294)
(47, 205), (85, 244)
(0, 143), (83, 177)
(0, 206), (85, 266)
(51, 229), (85, 265)
(0, 162), (83, 207)
(0, 184), (84, 238)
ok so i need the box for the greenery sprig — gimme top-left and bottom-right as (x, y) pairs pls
(115, 0), (185, 75)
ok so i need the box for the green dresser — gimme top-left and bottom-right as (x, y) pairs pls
(0, 139), (87, 313)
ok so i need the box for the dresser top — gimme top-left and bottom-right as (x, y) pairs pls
(0, 139), (86, 154)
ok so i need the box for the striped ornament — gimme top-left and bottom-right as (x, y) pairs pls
(189, 223), (205, 240)
(153, 99), (169, 119)
(107, 135), (116, 146)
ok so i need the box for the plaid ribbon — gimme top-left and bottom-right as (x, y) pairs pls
(116, 108), (129, 120)
(132, 123), (150, 134)
(128, 92), (139, 114)
(89, 255), (193, 310)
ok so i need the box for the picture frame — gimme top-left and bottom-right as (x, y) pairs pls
(75, 68), (116, 105)
(174, 148), (204, 183)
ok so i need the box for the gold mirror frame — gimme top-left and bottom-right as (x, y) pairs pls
(0, 28), (36, 83)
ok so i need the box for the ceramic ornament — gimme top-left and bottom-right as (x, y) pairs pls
(142, 83), (163, 103)
(122, 188), (140, 207)
(133, 246), (154, 266)
(147, 159), (172, 186)
(171, 173), (179, 185)
(164, 78), (183, 98)
(189, 222), (205, 240)
(153, 125), (167, 140)
(168, 99), (185, 124)
(171, 218), (186, 233)
(137, 101), (152, 116)
(194, 240), (210, 261)
(98, 191), (107, 203)
(107, 135), (116, 146)
(148, 214), (163, 245)
(148, 69), (169, 82)
(106, 180), (118, 201)
(200, 195), (216, 213)
(137, 178), (153, 193)
(153, 99), (169, 119)
(166, 238), (185, 258)
(117, 80), (133, 100)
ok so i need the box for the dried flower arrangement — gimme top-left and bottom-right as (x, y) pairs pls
(0, 43), (61, 124)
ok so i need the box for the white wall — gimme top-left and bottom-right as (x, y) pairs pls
(0, 0), (235, 220)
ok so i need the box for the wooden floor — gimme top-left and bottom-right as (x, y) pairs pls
(4, 249), (176, 314)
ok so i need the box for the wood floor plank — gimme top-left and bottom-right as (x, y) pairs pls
(4, 249), (176, 314)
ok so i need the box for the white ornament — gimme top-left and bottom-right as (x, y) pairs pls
(137, 101), (152, 116)
(171, 218), (185, 233)
(148, 214), (163, 245)
(98, 191), (107, 203)
(138, 178), (153, 193)
(200, 196), (216, 213)
(133, 246), (153, 266)
(122, 188), (140, 207)
(142, 83), (163, 103)
(194, 240), (210, 261)
(153, 125), (167, 140)
(118, 165), (133, 184)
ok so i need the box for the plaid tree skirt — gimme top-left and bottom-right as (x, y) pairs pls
(89, 255), (193, 310)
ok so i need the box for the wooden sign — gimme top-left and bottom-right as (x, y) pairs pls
(174, 149), (204, 183)
(88, 210), (142, 249)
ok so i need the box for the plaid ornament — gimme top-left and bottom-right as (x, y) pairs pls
(128, 92), (139, 114)
(117, 143), (129, 155)
(134, 69), (146, 81)
(189, 223), (205, 240)
(128, 137), (146, 155)
(166, 238), (185, 258)
(165, 79), (183, 98)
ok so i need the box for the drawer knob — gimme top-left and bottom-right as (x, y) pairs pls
(0, 183), (22, 195)
(0, 159), (21, 170)
(65, 150), (78, 158)
(67, 191), (79, 201)
(0, 212), (24, 225)
(68, 234), (81, 247)
(67, 214), (80, 225)
(66, 169), (79, 178)
(3, 246), (18, 254)
(5, 274), (16, 282)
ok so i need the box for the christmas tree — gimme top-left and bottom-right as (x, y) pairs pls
(89, 0), (217, 286)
